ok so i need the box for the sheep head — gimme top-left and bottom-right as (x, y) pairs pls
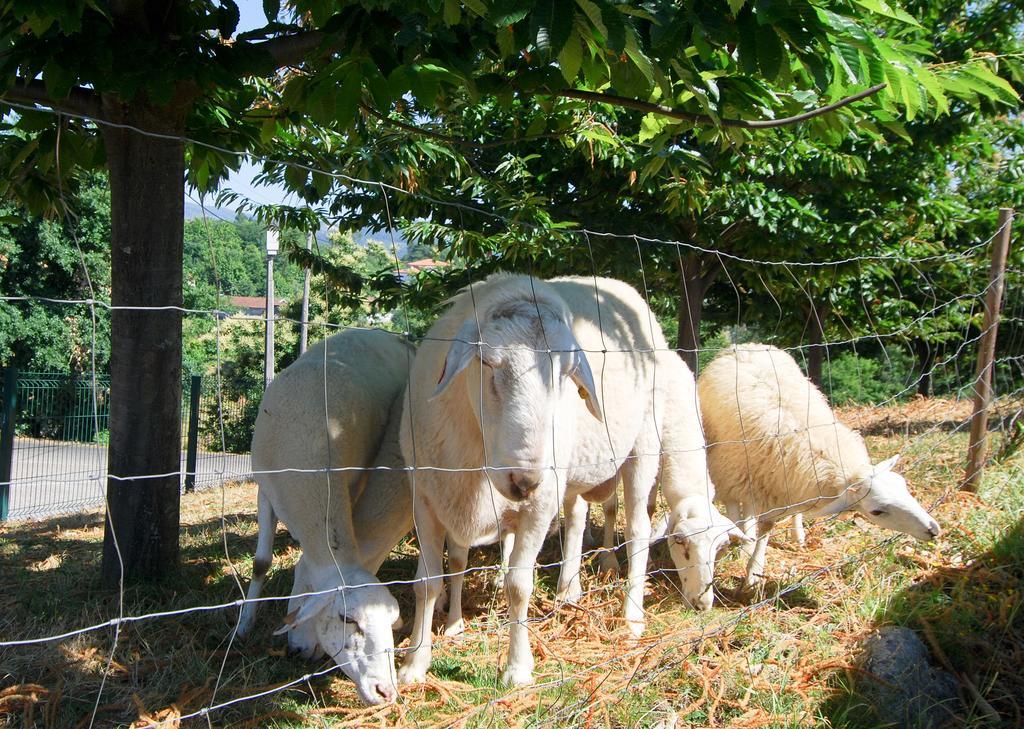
(845, 455), (941, 541)
(276, 567), (400, 705)
(432, 292), (601, 502)
(665, 498), (750, 611)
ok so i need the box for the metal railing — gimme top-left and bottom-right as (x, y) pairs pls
(0, 369), (253, 521)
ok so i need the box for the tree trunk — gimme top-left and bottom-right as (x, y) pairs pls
(676, 254), (710, 375)
(100, 100), (186, 587)
(805, 306), (825, 388)
(915, 339), (934, 397)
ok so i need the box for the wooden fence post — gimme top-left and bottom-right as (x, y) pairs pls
(962, 208), (1015, 492)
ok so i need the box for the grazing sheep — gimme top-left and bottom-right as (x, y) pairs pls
(698, 344), (941, 588)
(623, 346), (749, 610)
(650, 348), (750, 610)
(238, 328), (414, 705)
(397, 274), (741, 687)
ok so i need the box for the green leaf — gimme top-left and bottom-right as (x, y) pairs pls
(312, 171), (332, 199)
(25, 13), (55, 35)
(599, 1), (626, 51)
(525, 115), (547, 136)
(557, 32), (583, 83)
(575, 0), (606, 37)
(624, 27), (654, 84)
(736, 15), (758, 76)
(443, 0), (461, 25)
(463, 0), (487, 16)
(335, 71), (362, 128)
(260, 118), (278, 144)
(42, 60), (76, 100)
(915, 66), (948, 116)
(362, 60), (391, 108)
(548, 4), (575, 56)
(757, 28), (784, 81)
(284, 163), (307, 191)
(638, 113), (668, 143)
(959, 63), (1020, 105)
(850, 0), (921, 27)
(496, 25), (516, 57)
(728, 0), (747, 16)
(490, 0), (531, 26)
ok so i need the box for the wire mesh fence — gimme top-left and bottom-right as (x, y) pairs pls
(1, 372), (252, 521)
(0, 104), (1021, 728)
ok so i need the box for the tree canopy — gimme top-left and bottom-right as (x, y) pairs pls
(0, 0), (1018, 582)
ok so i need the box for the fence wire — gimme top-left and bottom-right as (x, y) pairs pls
(0, 99), (1020, 728)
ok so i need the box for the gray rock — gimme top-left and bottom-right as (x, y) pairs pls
(859, 626), (962, 728)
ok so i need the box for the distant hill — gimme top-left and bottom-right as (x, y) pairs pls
(184, 200), (238, 221)
(182, 199), (407, 253)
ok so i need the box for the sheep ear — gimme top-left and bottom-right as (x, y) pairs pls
(570, 343), (602, 422)
(432, 319), (481, 398)
(874, 454), (900, 474)
(274, 593), (332, 635)
(818, 493), (852, 516)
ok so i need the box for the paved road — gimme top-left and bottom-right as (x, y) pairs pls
(6, 437), (251, 521)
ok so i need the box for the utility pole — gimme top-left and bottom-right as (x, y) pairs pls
(299, 230), (312, 355)
(264, 228), (279, 390)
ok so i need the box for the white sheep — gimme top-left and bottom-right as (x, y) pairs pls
(397, 274), (741, 687)
(650, 347), (750, 610)
(698, 344), (941, 588)
(238, 328), (414, 705)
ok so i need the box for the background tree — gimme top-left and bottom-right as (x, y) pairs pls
(0, 0), (1014, 584)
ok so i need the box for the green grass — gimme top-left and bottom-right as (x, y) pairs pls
(2, 404), (1023, 727)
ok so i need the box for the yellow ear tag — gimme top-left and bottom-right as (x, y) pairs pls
(578, 386), (588, 400)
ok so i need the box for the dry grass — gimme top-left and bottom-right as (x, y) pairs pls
(2, 398), (1023, 728)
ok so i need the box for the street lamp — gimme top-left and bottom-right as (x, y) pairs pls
(299, 230), (312, 355)
(264, 228), (279, 390)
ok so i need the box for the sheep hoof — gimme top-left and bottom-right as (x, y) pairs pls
(443, 618), (465, 637)
(397, 665), (428, 687)
(626, 618), (645, 638)
(500, 665), (534, 687)
(555, 581), (583, 604)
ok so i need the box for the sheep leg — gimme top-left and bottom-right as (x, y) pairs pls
(555, 493), (588, 603)
(789, 513), (806, 547)
(598, 492), (620, 576)
(238, 489), (275, 638)
(581, 504), (599, 550)
(443, 540), (469, 637)
(501, 508), (553, 687)
(622, 455), (658, 638)
(285, 557), (324, 660)
(744, 529), (771, 590)
(397, 501), (447, 686)
(495, 530), (514, 590)
(737, 502), (758, 560)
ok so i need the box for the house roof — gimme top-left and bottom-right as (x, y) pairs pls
(228, 295), (286, 309)
(397, 258), (450, 276)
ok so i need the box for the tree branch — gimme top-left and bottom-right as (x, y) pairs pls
(359, 102), (573, 149)
(246, 30), (330, 70)
(1, 78), (103, 120)
(551, 83), (887, 128)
